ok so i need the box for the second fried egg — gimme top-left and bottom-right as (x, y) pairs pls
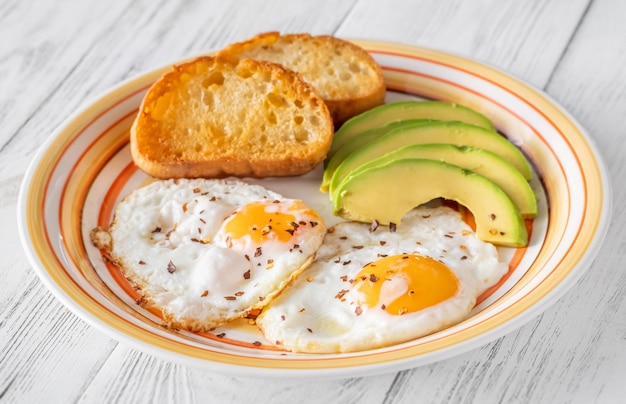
(256, 205), (507, 353)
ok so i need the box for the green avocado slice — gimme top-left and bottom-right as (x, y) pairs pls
(333, 158), (528, 247)
(344, 143), (537, 218)
(328, 100), (495, 161)
(329, 121), (532, 199)
(321, 119), (431, 192)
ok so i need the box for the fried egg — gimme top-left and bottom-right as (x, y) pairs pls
(94, 178), (326, 332)
(255, 205), (507, 353)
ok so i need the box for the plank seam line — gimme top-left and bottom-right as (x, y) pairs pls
(544, 0), (595, 88)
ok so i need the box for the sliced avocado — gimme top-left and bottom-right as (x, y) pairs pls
(321, 119), (431, 192)
(329, 121), (532, 198)
(333, 158), (528, 247)
(328, 100), (495, 161)
(345, 143), (537, 218)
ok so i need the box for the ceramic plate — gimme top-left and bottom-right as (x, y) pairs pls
(18, 39), (611, 379)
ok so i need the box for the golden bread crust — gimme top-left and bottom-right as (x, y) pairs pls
(218, 32), (386, 126)
(131, 56), (334, 179)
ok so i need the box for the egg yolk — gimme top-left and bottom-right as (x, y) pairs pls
(353, 254), (459, 315)
(223, 200), (319, 243)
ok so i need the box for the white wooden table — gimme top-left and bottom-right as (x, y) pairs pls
(1, 0), (624, 402)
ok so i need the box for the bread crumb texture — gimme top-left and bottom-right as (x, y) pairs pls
(131, 56), (334, 178)
(219, 32), (386, 125)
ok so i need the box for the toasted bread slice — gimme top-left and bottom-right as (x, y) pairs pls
(131, 56), (334, 179)
(218, 32), (386, 126)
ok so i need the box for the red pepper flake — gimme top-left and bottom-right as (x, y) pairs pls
(201, 290), (209, 297)
(335, 289), (349, 299)
(167, 260), (176, 273)
(299, 221), (307, 226)
(216, 332), (226, 338)
(299, 308), (305, 312)
(310, 221), (318, 227)
(152, 227), (162, 233)
(243, 269), (251, 279)
(182, 202), (188, 213)
(254, 246), (262, 257)
(340, 275), (348, 282)
(281, 315), (286, 321)
(340, 236), (348, 240)
(489, 213), (496, 221)
(245, 308), (261, 319)
(352, 245), (364, 249)
(165, 224), (177, 238)
(138, 260), (146, 265)
(224, 296), (237, 301)
(369, 219), (379, 233)
(379, 240), (387, 246)
(272, 200), (281, 203)
(193, 187), (201, 193)
(461, 256), (468, 260)
(369, 274), (379, 282)
(235, 291), (244, 297)
(381, 304), (386, 310)
(209, 196), (217, 201)
(307, 328), (313, 333)
(259, 296), (265, 301)
(253, 341), (262, 347)
(377, 253), (388, 258)
(389, 222), (397, 232)
(355, 306), (363, 316)
(266, 259), (274, 269)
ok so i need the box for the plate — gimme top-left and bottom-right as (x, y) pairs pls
(18, 39), (611, 378)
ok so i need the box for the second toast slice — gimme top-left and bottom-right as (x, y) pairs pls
(218, 32), (386, 126)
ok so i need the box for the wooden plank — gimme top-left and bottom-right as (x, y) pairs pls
(337, 0), (589, 88)
(78, 346), (395, 403)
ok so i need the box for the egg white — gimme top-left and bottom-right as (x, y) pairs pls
(99, 178), (326, 331)
(256, 205), (508, 353)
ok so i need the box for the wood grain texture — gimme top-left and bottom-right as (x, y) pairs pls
(1, 0), (624, 402)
